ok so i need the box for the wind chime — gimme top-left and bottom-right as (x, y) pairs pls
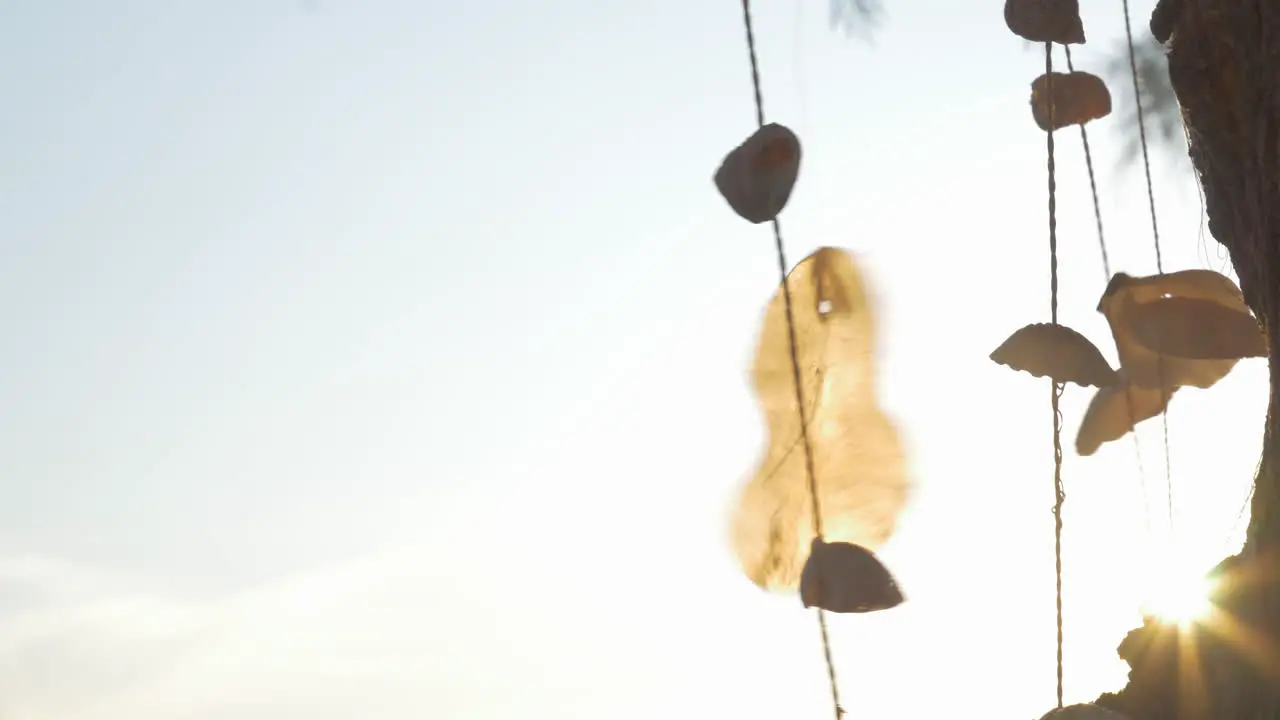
(712, 1), (1265, 719)
(990, 0), (1267, 718)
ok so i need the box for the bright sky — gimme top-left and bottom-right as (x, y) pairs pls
(0, 1), (1268, 718)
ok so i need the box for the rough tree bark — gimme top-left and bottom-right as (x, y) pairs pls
(1093, 1), (1280, 718)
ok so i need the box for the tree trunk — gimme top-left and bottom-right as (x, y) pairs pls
(1093, 1), (1280, 718)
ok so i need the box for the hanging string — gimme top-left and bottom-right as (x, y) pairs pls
(1121, 0), (1175, 538)
(1121, 1), (1165, 275)
(1063, 44), (1154, 548)
(1044, 41), (1066, 711)
(737, 2), (843, 718)
(1062, 46), (1109, 279)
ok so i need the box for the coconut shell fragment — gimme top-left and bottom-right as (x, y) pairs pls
(714, 123), (802, 224)
(1031, 72), (1112, 132)
(799, 537), (904, 614)
(990, 322), (1115, 388)
(1004, 0), (1085, 44)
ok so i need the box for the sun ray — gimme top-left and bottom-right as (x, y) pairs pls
(1145, 572), (1216, 627)
(1140, 551), (1218, 628)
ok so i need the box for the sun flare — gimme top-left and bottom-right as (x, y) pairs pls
(1144, 569), (1218, 627)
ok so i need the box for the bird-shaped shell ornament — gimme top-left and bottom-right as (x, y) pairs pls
(1004, 0), (1086, 44)
(714, 123), (802, 224)
(799, 537), (904, 614)
(731, 248), (909, 593)
(1099, 269), (1263, 391)
(1073, 269), (1263, 455)
(992, 269), (1264, 455)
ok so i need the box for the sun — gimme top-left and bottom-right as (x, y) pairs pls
(1143, 568), (1218, 627)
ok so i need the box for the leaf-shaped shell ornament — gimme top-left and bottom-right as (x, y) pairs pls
(1004, 0), (1086, 44)
(1076, 371), (1175, 456)
(1038, 704), (1131, 720)
(732, 248), (909, 593)
(989, 322), (1115, 387)
(714, 123), (802, 224)
(799, 537), (904, 614)
(751, 247), (874, 411)
(1031, 72), (1112, 132)
(1099, 270), (1257, 391)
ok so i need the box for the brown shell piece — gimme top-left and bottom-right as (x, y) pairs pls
(732, 248), (909, 593)
(713, 123), (802, 224)
(1098, 270), (1254, 391)
(1004, 0), (1085, 44)
(1031, 72), (1112, 132)
(1076, 371), (1175, 456)
(799, 537), (904, 614)
(989, 322), (1115, 388)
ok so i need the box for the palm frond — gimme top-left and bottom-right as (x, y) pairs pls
(829, 0), (883, 39)
(1105, 36), (1186, 166)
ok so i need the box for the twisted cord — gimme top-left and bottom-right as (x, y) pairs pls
(1121, 0), (1175, 537)
(1044, 41), (1065, 711)
(1063, 44), (1154, 553)
(1062, 46), (1110, 279)
(739, 2), (842, 716)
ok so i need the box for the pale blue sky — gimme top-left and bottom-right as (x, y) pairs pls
(0, 1), (1268, 718)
